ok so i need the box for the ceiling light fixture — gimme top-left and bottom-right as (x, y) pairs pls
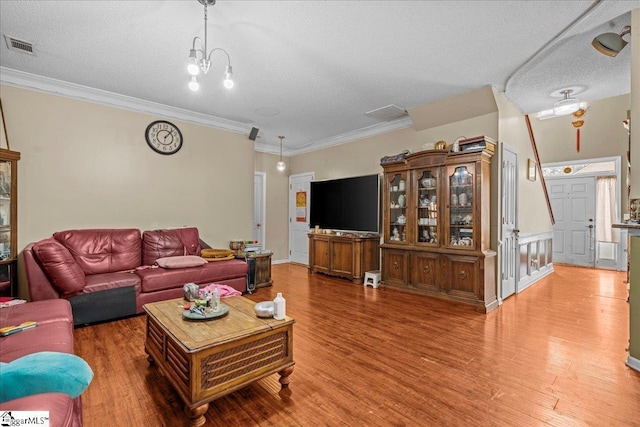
(536, 102), (588, 120)
(553, 90), (581, 116)
(592, 25), (631, 57)
(277, 136), (286, 172)
(187, 0), (234, 91)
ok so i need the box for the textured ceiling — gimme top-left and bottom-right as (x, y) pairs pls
(0, 1), (636, 155)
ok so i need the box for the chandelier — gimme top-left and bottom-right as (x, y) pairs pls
(187, 0), (234, 91)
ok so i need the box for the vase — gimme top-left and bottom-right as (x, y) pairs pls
(398, 194), (406, 207)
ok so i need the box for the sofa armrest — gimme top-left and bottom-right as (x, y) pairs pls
(23, 243), (61, 301)
(0, 393), (82, 427)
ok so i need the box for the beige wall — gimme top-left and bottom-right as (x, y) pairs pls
(530, 94), (631, 209)
(292, 127), (415, 180)
(254, 151), (289, 262)
(292, 113), (499, 180)
(495, 90), (554, 234)
(1, 85), (254, 251)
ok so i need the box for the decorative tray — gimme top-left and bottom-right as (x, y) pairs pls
(182, 304), (229, 321)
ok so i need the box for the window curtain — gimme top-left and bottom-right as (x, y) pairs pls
(596, 176), (619, 243)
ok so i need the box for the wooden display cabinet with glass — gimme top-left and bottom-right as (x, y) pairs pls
(0, 149), (20, 297)
(380, 140), (496, 312)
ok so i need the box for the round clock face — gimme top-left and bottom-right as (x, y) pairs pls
(145, 120), (183, 155)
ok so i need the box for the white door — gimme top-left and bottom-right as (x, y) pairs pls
(500, 146), (518, 299)
(253, 172), (266, 246)
(289, 172), (314, 265)
(548, 177), (595, 267)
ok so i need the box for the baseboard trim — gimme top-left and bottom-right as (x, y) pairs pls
(626, 355), (640, 372)
(517, 264), (554, 293)
(272, 259), (290, 265)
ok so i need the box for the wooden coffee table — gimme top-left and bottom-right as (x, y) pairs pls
(144, 296), (295, 427)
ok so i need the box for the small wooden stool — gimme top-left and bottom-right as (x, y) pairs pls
(364, 270), (381, 288)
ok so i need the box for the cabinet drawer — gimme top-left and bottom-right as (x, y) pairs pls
(444, 254), (478, 299)
(382, 249), (408, 286)
(410, 252), (440, 292)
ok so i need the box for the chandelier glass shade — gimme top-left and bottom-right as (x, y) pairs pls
(187, 0), (234, 91)
(277, 136), (286, 172)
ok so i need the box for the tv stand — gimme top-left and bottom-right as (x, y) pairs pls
(308, 233), (380, 283)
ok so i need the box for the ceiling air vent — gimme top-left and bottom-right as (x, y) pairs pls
(365, 104), (408, 122)
(4, 35), (35, 55)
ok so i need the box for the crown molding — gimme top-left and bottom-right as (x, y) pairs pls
(253, 115), (413, 156)
(1, 67), (413, 156)
(0, 67), (250, 135)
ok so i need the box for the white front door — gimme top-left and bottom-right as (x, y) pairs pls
(253, 172), (266, 246)
(500, 145), (518, 299)
(289, 172), (314, 265)
(548, 177), (595, 267)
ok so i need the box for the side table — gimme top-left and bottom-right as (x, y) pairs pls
(247, 252), (273, 288)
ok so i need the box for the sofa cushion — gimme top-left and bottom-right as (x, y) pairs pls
(32, 240), (86, 297)
(84, 272), (142, 296)
(0, 351), (93, 403)
(142, 227), (202, 266)
(136, 259), (248, 293)
(53, 229), (142, 275)
(155, 255), (208, 269)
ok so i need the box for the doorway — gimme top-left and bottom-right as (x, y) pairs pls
(253, 172), (266, 246)
(547, 177), (596, 267)
(289, 172), (314, 265)
(542, 157), (622, 270)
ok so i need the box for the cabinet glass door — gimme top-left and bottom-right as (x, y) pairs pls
(387, 173), (408, 243)
(0, 160), (11, 260)
(416, 170), (438, 245)
(448, 165), (474, 248)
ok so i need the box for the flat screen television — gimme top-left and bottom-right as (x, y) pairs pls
(309, 174), (380, 233)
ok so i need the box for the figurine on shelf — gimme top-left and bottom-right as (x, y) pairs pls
(392, 227), (400, 241)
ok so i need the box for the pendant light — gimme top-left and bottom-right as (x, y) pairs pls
(277, 136), (286, 172)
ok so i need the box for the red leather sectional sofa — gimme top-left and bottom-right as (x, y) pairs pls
(23, 227), (248, 325)
(0, 299), (82, 427)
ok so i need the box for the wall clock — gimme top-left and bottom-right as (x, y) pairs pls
(145, 120), (183, 155)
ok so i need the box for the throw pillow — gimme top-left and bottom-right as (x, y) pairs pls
(32, 240), (86, 296)
(155, 255), (207, 269)
(0, 351), (94, 403)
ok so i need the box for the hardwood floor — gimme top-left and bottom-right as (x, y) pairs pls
(74, 264), (640, 426)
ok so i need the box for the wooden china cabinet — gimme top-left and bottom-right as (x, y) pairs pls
(0, 149), (20, 297)
(380, 139), (497, 312)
